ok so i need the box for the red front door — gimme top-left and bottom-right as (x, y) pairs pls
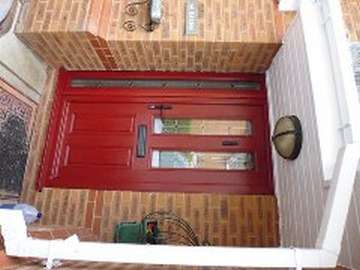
(39, 71), (273, 194)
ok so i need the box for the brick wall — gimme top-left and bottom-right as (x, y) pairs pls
(15, 0), (295, 73)
(21, 187), (279, 246)
(341, 0), (360, 42)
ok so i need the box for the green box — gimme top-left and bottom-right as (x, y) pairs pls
(114, 221), (144, 244)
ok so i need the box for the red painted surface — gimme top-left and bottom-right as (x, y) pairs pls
(38, 70), (273, 194)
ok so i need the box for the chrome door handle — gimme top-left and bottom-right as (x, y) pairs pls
(137, 125), (147, 158)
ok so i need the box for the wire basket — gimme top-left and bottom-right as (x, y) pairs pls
(142, 211), (203, 246)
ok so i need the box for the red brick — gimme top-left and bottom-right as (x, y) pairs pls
(94, 191), (104, 217)
(29, 230), (52, 239)
(85, 202), (95, 228)
(16, 0), (295, 73)
(88, 190), (96, 202)
(92, 217), (101, 235)
(50, 228), (69, 239)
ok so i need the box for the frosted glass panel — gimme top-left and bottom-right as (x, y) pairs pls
(154, 118), (252, 136)
(152, 151), (254, 170)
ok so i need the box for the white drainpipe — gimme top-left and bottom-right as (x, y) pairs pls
(320, 0), (360, 144)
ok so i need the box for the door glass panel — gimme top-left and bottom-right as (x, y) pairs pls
(151, 150), (254, 170)
(154, 118), (252, 136)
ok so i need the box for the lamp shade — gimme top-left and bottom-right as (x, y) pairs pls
(272, 115), (302, 160)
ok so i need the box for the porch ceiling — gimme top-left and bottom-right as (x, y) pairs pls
(15, 0), (295, 73)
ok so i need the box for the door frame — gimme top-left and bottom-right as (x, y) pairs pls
(37, 70), (273, 194)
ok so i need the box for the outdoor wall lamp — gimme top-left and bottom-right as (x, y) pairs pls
(272, 115), (303, 160)
(123, 0), (162, 32)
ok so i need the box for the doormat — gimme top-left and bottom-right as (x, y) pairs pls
(0, 79), (36, 202)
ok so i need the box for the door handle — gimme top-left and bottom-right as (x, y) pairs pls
(137, 124), (147, 158)
(222, 140), (239, 146)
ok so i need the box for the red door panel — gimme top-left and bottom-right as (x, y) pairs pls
(39, 71), (273, 194)
(72, 117), (134, 132)
(65, 147), (132, 167)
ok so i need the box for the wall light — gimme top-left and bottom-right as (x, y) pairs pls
(123, 0), (162, 32)
(272, 115), (303, 160)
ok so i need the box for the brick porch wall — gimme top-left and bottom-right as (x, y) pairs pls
(15, 0), (295, 73)
(22, 188), (280, 246)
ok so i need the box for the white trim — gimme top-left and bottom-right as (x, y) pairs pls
(316, 143), (360, 252)
(299, 0), (344, 181)
(320, 0), (360, 144)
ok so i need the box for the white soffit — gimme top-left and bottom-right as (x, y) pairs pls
(299, 0), (343, 181)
